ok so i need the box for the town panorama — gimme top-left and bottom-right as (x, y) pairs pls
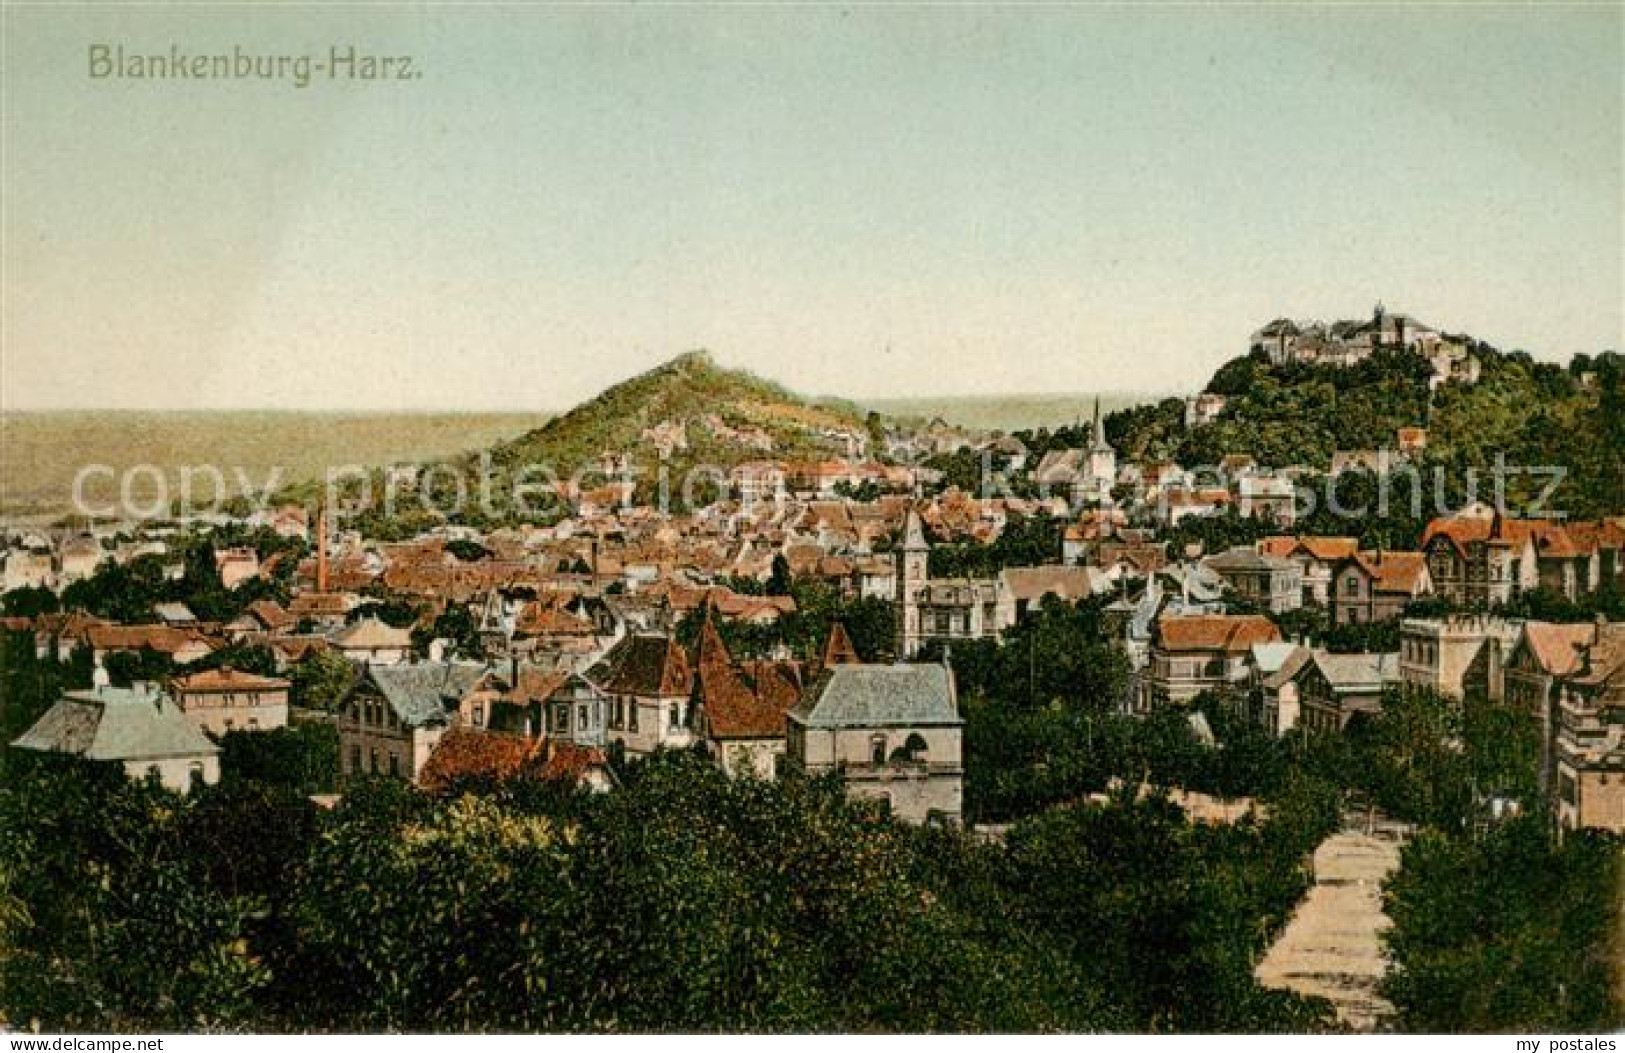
(2, 3), (1620, 1041)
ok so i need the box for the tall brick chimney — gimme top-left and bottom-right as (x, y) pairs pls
(316, 502), (330, 594)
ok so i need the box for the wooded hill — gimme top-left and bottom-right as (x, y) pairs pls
(1102, 343), (1623, 520)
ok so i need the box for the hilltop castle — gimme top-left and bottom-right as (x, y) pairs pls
(1248, 303), (1481, 387)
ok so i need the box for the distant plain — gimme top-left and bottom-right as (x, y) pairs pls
(1, 394), (1166, 519)
(0, 411), (544, 520)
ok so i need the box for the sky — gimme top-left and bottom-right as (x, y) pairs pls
(3, 3), (1621, 411)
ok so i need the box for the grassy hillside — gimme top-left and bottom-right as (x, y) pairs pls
(488, 349), (873, 475)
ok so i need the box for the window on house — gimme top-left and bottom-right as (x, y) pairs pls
(629, 702), (639, 732)
(350, 744), (362, 772)
(189, 761), (205, 788)
(247, 718), (258, 730)
(578, 704), (589, 729)
(473, 702), (485, 728)
(369, 748), (379, 775)
(390, 753), (400, 778)
(668, 703), (681, 731)
(871, 734), (887, 765)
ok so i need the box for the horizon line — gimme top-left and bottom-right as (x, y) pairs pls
(0, 390), (1183, 415)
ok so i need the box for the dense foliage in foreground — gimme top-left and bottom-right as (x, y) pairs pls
(0, 749), (1338, 1033)
(1382, 816), (1621, 1033)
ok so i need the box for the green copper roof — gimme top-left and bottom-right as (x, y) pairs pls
(12, 686), (219, 762)
(790, 663), (961, 729)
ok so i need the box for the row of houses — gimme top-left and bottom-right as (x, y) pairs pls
(1188, 511), (1625, 621)
(14, 613), (967, 825)
(1136, 607), (1625, 833)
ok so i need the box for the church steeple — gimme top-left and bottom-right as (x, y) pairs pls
(896, 508), (930, 660)
(902, 508), (929, 553)
(1090, 396), (1109, 452)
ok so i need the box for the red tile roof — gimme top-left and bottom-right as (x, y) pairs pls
(1157, 614), (1281, 654)
(540, 741), (609, 785)
(821, 622), (861, 667)
(417, 727), (542, 792)
(1520, 621), (1596, 678)
(1421, 515), (1615, 558)
(1344, 551), (1429, 594)
(171, 667), (290, 692)
(85, 624), (214, 657)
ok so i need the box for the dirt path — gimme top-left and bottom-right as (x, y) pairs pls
(1255, 820), (1410, 1032)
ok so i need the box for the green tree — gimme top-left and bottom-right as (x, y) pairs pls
(0, 586), (58, 618)
(1382, 817), (1621, 1032)
(287, 648), (357, 712)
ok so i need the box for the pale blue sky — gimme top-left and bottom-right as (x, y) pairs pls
(3, 3), (1620, 410)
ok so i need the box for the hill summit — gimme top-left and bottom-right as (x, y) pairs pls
(490, 350), (876, 475)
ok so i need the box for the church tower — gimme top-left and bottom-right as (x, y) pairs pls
(1084, 397), (1117, 504)
(896, 509), (930, 659)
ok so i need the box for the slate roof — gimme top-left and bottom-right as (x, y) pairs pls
(152, 602), (196, 624)
(13, 686), (219, 762)
(790, 663), (961, 729)
(1307, 651), (1401, 693)
(1204, 548), (1298, 574)
(1260, 644), (1315, 691)
(1156, 563), (1228, 603)
(1251, 641), (1304, 679)
(365, 661), (489, 727)
(902, 510), (929, 550)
